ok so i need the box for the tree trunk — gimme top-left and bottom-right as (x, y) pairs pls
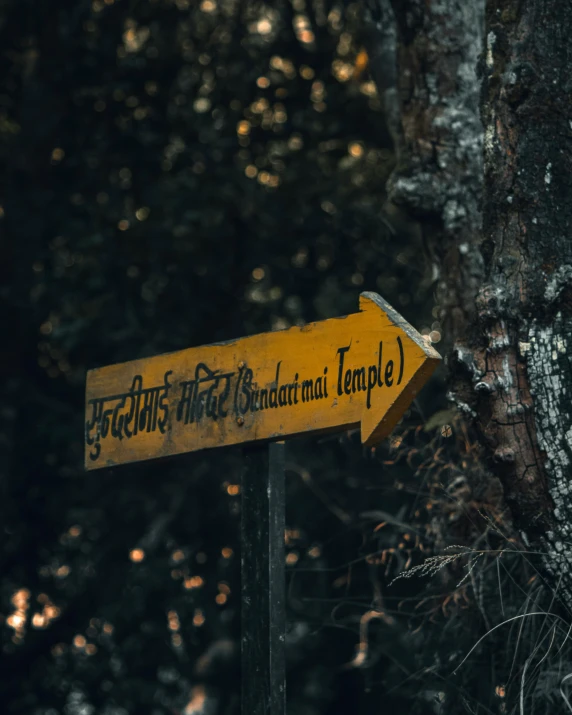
(363, 0), (485, 345)
(371, 0), (572, 603)
(478, 0), (572, 602)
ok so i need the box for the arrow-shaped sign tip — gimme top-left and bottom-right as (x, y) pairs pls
(358, 292), (442, 447)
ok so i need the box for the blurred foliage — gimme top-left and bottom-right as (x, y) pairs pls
(1, 0), (524, 713)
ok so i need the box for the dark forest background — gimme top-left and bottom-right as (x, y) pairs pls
(1, 1), (567, 714)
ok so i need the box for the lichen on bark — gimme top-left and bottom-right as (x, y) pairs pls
(367, 0), (572, 603)
(479, 0), (572, 600)
(386, 0), (485, 340)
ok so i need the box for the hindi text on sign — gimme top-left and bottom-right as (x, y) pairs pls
(85, 292), (441, 469)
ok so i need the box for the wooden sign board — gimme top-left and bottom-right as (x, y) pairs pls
(85, 292), (441, 470)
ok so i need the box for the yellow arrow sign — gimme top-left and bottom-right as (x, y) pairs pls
(85, 292), (441, 470)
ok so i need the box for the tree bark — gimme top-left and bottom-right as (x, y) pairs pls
(370, 0), (572, 604)
(380, 0), (485, 345)
(478, 0), (572, 601)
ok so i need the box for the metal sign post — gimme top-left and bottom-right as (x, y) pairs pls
(241, 442), (286, 715)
